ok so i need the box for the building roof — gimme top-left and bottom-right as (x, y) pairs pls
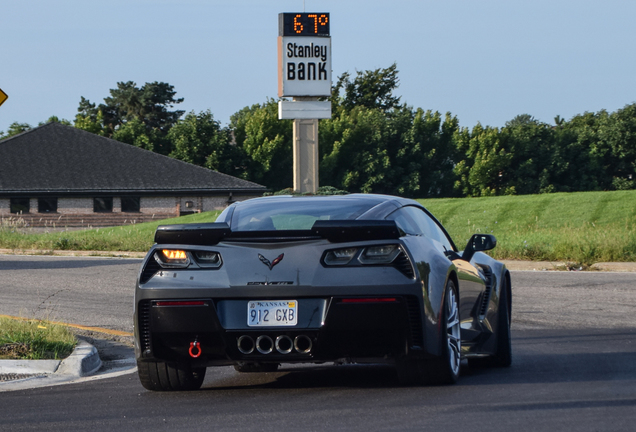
(0, 123), (266, 196)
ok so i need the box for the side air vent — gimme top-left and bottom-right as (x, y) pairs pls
(406, 296), (424, 348)
(393, 250), (415, 279)
(139, 256), (162, 284)
(138, 300), (152, 355)
(476, 265), (494, 318)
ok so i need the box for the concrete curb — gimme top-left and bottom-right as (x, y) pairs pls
(0, 340), (101, 378)
(501, 260), (636, 272)
(0, 248), (146, 258)
(55, 340), (102, 377)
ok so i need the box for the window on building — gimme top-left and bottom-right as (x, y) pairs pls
(94, 197), (113, 213)
(121, 196), (140, 213)
(10, 197), (30, 214)
(38, 197), (58, 213)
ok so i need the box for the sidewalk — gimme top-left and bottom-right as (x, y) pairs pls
(0, 329), (135, 392)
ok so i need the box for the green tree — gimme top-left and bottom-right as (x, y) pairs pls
(230, 99), (293, 190)
(39, 116), (71, 126)
(111, 118), (156, 151)
(394, 109), (460, 197)
(320, 106), (391, 193)
(74, 97), (106, 136)
(77, 81), (184, 154)
(167, 110), (251, 178)
(453, 124), (514, 196)
(332, 63), (401, 113)
(1, 122), (32, 139)
(597, 103), (636, 189)
(549, 111), (605, 192)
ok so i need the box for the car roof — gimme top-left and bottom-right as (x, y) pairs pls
(229, 193), (420, 220)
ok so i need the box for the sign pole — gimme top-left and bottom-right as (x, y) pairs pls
(292, 97), (320, 193)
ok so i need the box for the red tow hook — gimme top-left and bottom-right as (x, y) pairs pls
(189, 340), (202, 358)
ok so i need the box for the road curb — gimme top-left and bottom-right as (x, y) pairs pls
(56, 340), (102, 376)
(0, 248), (146, 258)
(501, 260), (636, 272)
(0, 340), (101, 378)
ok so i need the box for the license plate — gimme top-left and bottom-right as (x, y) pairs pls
(247, 300), (297, 327)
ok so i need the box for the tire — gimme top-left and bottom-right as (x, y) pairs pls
(233, 362), (279, 373)
(469, 277), (512, 368)
(137, 360), (206, 391)
(397, 279), (461, 385)
(492, 278), (512, 367)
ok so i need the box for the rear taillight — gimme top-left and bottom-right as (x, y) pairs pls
(155, 249), (190, 268)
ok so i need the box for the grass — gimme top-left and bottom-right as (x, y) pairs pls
(0, 317), (76, 360)
(0, 211), (222, 252)
(1, 190), (635, 265)
(419, 190), (636, 265)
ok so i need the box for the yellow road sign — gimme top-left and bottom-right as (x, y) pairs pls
(0, 88), (7, 107)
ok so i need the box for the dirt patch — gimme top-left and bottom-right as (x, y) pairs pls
(0, 343), (31, 359)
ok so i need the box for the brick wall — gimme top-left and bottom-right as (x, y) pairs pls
(0, 194), (262, 224)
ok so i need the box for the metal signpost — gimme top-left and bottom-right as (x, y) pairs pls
(278, 13), (332, 194)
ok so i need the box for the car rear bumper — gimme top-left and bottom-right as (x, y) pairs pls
(134, 292), (430, 366)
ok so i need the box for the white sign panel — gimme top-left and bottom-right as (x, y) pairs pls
(278, 36), (331, 97)
(278, 100), (332, 119)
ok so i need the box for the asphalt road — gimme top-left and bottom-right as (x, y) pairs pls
(0, 256), (635, 431)
(0, 255), (141, 331)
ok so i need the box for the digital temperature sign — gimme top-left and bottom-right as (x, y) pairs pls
(279, 13), (330, 37)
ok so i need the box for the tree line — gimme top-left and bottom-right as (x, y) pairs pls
(2, 64), (635, 196)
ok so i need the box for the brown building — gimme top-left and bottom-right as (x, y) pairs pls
(0, 123), (266, 228)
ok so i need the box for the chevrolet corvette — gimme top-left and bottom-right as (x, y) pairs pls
(134, 194), (511, 391)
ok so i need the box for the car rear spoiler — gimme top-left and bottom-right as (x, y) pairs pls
(310, 220), (401, 243)
(154, 223), (232, 245)
(154, 220), (401, 245)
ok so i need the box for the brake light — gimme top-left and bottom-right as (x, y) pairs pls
(154, 249), (190, 268)
(163, 249), (187, 260)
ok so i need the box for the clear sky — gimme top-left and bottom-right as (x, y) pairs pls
(1, 0), (635, 133)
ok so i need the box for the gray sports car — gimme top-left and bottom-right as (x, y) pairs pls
(134, 194), (512, 391)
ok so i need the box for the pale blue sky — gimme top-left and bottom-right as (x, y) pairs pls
(1, 0), (635, 133)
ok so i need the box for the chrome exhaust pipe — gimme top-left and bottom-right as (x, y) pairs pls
(275, 335), (293, 354)
(256, 335), (274, 354)
(294, 335), (313, 354)
(237, 335), (255, 354)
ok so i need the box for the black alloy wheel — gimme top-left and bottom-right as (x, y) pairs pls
(397, 278), (461, 385)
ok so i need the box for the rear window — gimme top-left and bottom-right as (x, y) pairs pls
(229, 198), (376, 231)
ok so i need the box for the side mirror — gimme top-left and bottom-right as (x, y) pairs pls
(462, 234), (497, 262)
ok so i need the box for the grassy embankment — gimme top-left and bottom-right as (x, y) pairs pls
(0, 316), (76, 360)
(0, 211), (222, 252)
(420, 190), (636, 264)
(0, 190), (635, 264)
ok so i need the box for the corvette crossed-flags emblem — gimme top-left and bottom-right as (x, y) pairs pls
(258, 253), (284, 270)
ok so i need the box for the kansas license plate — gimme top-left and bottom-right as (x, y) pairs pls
(247, 300), (297, 327)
